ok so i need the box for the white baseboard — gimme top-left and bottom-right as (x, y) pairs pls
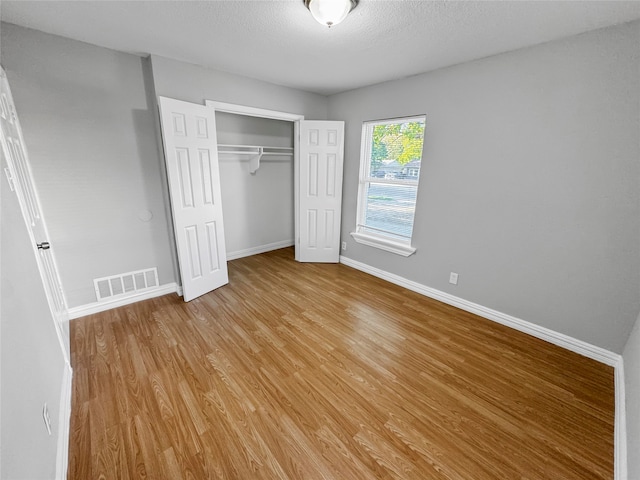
(56, 362), (73, 480)
(67, 283), (180, 319)
(339, 255), (626, 479)
(226, 239), (294, 261)
(339, 255), (620, 365)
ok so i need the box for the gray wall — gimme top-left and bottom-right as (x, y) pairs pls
(149, 54), (328, 120)
(1, 149), (67, 479)
(1, 23), (176, 308)
(329, 21), (640, 353)
(1, 16), (638, 478)
(149, 54), (327, 265)
(0, 25), (330, 308)
(624, 312), (640, 479)
(0, 24), (329, 309)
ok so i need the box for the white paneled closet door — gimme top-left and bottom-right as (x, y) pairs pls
(0, 66), (71, 364)
(158, 97), (229, 301)
(297, 120), (345, 263)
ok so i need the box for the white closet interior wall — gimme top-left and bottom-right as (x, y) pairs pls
(214, 112), (295, 259)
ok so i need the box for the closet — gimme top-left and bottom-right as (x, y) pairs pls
(214, 111), (296, 260)
(159, 97), (344, 301)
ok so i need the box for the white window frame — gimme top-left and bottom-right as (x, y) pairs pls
(351, 115), (426, 257)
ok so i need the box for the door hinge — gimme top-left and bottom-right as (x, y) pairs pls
(3, 167), (15, 191)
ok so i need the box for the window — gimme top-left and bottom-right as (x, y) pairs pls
(351, 115), (426, 256)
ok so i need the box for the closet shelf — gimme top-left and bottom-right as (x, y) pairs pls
(217, 144), (293, 174)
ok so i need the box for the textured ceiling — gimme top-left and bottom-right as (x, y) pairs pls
(3, 1), (640, 95)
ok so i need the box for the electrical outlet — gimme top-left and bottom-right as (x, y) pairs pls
(341, 241), (347, 251)
(42, 403), (52, 435)
(449, 272), (459, 285)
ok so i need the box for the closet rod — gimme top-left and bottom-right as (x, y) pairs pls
(217, 144), (293, 155)
(217, 144), (293, 174)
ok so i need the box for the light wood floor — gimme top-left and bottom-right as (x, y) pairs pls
(68, 247), (614, 479)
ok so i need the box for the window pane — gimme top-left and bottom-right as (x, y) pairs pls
(357, 115), (425, 248)
(369, 120), (424, 181)
(363, 182), (418, 239)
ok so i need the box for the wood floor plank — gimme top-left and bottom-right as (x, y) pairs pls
(68, 247), (614, 479)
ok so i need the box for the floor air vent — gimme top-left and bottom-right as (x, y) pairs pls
(93, 268), (159, 301)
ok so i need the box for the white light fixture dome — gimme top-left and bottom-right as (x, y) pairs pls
(304, 0), (358, 28)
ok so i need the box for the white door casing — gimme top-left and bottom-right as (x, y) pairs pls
(0, 66), (70, 364)
(158, 97), (229, 301)
(297, 120), (345, 263)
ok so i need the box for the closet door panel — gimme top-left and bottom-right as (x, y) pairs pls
(158, 96), (229, 301)
(298, 120), (345, 263)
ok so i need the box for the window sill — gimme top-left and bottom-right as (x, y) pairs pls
(350, 232), (416, 257)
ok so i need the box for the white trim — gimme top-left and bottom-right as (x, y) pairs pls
(227, 240), (294, 261)
(204, 99), (304, 262)
(205, 100), (304, 122)
(339, 255), (620, 365)
(615, 359), (627, 480)
(339, 255), (626, 479)
(67, 283), (180, 319)
(294, 120), (301, 261)
(350, 231), (416, 257)
(354, 115), (425, 259)
(364, 114), (427, 127)
(56, 362), (72, 480)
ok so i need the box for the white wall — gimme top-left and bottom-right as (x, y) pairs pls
(1, 23), (176, 308)
(149, 54), (328, 264)
(1, 149), (67, 479)
(624, 312), (640, 479)
(216, 113), (295, 256)
(329, 21), (640, 353)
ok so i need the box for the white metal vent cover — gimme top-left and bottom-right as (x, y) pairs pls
(93, 267), (159, 301)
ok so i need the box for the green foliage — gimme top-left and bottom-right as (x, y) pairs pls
(370, 125), (388, 170)
(370, 121), (425, 166)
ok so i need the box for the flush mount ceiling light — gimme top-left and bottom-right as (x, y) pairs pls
(303, 0), (358, 28)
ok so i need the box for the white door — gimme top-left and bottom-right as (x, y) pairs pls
(158, 97), (229, 301)
(297, 120), (345, 263)
(0, 67), (70, 364)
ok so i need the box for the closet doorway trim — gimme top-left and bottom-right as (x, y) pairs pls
(204, 101), (304, 122)
(204, 100), (305, 259)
